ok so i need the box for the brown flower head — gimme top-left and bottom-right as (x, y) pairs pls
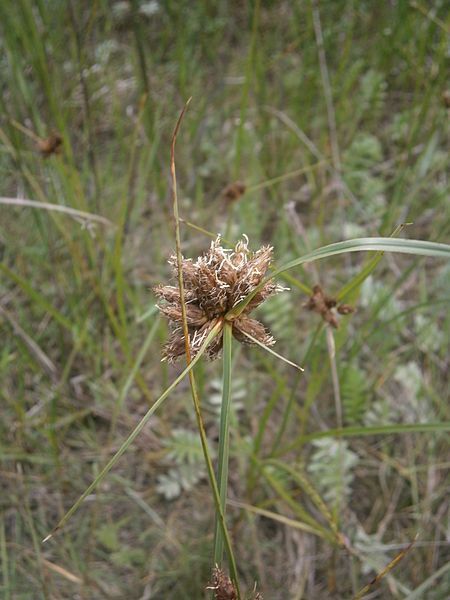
(37, 132), (63, 158)
(304, 284), (355, 329)
(206, 566), (237, 600)
(206, 565), (263, 600)
(221, 180), (246, 202)
(154, 235), (286, 362)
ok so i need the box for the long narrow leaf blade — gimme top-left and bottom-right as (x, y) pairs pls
(213, 322), (233, 565)
(227, 237), (450, 318)
(42, 320), (222, 542)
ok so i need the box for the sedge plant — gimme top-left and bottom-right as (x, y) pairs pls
(41, 103), (450, 598)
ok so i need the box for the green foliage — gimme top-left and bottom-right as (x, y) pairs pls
(360, 276), (402, 320)
(156, 464), (205, 501)
(156, 428), (215, 500)
(164, 428), (205, 465)
(307, 438), (359, 508)
(1, 0), (449, 597)
(414, 313), (445, 353)
(341, 363), (369, 425)
(96, 522), (121, 552)
(358, 69), (387, 121)
(207, 377), (246, 415)
(343, 133), (386, 216)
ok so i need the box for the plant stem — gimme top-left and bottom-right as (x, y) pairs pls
(213, 322), (233, 565)
(170, 104), (241, 597)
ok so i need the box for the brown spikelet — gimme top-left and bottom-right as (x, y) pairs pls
(442, 90), (450, 108)
(37, 132), (63, 158)
(221, 181), (246, 202)
(206, 566), (263, 600)
(206, 566), (237, 600)
(337, 303), (355, 315)
(304, 284), (355, 329)
(154, 236), (287, 362)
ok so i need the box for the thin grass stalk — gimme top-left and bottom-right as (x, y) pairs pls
(336, 223), (409, 302)
(41, 320), (222, 543)
(170, 102), (241, 597)
(0, 197), (114, 227)
(276, 421), (450, 457)
(0, 517), (10, 600)
(108, 313), (160, 443)
(325, 327), (345, 522)
(352, 535), (418, 600)
(311, 0), (341, 177)
(270, 322), (323, 453)
(213, 322), (233, 565)
(112, 95), (149, 333)
(228, 499), (326, 536)
(255, 458), (334, 542)
(265, 459), (343, 545)
(245, 161), (327, 193)
(68, 0), (100, 208)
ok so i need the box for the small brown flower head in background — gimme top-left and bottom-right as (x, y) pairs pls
(221, 181), (246, 202)
(154, 235), (286, 362)
(37, 132), (63, 158)
(304, 284), (355, 329)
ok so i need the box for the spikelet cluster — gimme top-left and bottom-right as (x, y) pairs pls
(155, 236), (286, 362)
(304, 284), (355, 329)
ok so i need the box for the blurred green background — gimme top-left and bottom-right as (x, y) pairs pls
(0, 1), (449, 598)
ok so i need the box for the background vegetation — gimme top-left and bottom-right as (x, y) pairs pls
(0, 1), (449, 598)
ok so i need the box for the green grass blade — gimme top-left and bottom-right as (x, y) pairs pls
(109, 315), (161, 438)
(42, 320), (222, 543)
(406, 561), (450, 600)
(277, 422), (450, 455)
(336, 223), (409, 301)
(213, 322), (233, 565)
(0, 263), (72, 331)
(228, 499), (329, 537)
(257, 459), (334, 542)
(266, 459), (341, 543)
(169, 100), (241, 598)
(226, 237), (450, 319)
(272, 237), (450, 274)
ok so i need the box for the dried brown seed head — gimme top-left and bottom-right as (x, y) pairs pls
(304, 284), (355, 329)
(337, 303), (355, 315)
(155, 236), (285, 362)
(37, 132), (63, 157)
(221, 181), (246, 202)
(206, 566), (237, 600)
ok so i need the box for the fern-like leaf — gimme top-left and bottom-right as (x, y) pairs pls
(341, 364), (369, 425)
(307, 438), (359, 508)
(164, 428), (205, 465)
(258, 290), (293, 345)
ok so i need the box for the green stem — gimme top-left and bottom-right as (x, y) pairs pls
(170, 103), (241, 597)
(213, 322), (233, 565)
